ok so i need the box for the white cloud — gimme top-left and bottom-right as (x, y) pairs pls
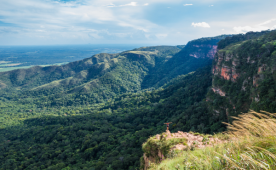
(120, 2), (137, 7)
(105, 2), (139, 7)
(258, 19), (276, 26)
(233, 26), (267, 33)
(192, 22), (210, 28)
(183, 4), (193, 6)
(144, 3), (149, 6)
(106, 3), (116, 7)
(233, 19), (276, 33)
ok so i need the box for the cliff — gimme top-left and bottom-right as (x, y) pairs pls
(141, 35), (229, 88)
(207, 30), (276, 130)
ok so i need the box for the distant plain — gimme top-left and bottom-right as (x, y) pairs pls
(0, 44), (142, 72)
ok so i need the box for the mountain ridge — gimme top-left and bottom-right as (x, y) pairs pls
(0, 35), (234, 170)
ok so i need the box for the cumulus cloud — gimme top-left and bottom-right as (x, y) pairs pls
(183, 4), (193, 6)
(191, 22), (210, 28)
(0, 0), (160, 44)
(233, 19), (276, 33)
(144, 3), (149, 6)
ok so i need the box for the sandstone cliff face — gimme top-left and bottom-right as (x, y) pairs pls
(207, 31), (276, 125)
(183, 36), (223, 60)
(189, 44), (218, 59)
(212, 51), (239, 83)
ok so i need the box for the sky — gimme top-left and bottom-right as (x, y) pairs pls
(0, 0), (276, 46)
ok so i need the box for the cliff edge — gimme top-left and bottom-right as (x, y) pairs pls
(141, 130), (223, 170)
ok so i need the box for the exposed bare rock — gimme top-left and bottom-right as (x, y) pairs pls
(189, 45), (218, 59)
(220, 66), (231, 80)
(143, 130), (224, 170)
(207, 45), (218, 59)
(212, 87), (226, 96)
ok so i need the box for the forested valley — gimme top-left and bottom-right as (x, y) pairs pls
(2, 30), (276, 170)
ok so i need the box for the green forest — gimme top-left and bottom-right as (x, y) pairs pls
(0, 66), (214, 170)
(1, 30), (276, 170)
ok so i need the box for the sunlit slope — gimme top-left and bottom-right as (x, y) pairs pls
(0, 53), (117, 90)
(0, 42), (216, 105)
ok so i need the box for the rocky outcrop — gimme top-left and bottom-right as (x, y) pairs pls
(142, 130), (223, 170)
(207, 30), (276, 124)
(189, 45), (218, 59)
(212, 52), (240, 82)
(212, 87), (226, 96)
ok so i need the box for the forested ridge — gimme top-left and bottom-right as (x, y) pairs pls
(0, 35), (230, 170)
(207, 30), (276, 128)
(2, 30), (276, 169)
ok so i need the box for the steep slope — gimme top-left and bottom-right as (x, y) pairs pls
(0, 39), (223, 107)
(0, 35), (233, 170)
(0, 46), (182, 104)
(206, 30), (276, 130)
(141, 35), (229, 88)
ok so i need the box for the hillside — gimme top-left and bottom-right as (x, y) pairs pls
(7, 32), (274, 170)
(207, 30), (276, 130)
(0, 37), (223, 104)
(144, 111), (276, 170)
(142, 130), (223, 170)
(0, 34), (230, 170)
(141, 30), (276, 169)
(141, 35), (228, 88)
(2, 30), (276, 170)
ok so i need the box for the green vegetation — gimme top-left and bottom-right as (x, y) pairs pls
(208, 30), (276, 129)
(142, 134), (187, 160)
(5, 33), (271, 170)
(0, 65), (214, 170)
(148, 110), (276, 170)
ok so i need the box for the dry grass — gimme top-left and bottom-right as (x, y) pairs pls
(147, 110), (276, 170)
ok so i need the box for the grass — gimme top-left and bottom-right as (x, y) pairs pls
(147, 110), (276, 170)
(142, 133), (187, 163)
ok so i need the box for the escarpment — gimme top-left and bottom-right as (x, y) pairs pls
(207, 30), (276, 127)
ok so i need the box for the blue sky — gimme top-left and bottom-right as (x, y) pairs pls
(0, 0), (276, 45)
